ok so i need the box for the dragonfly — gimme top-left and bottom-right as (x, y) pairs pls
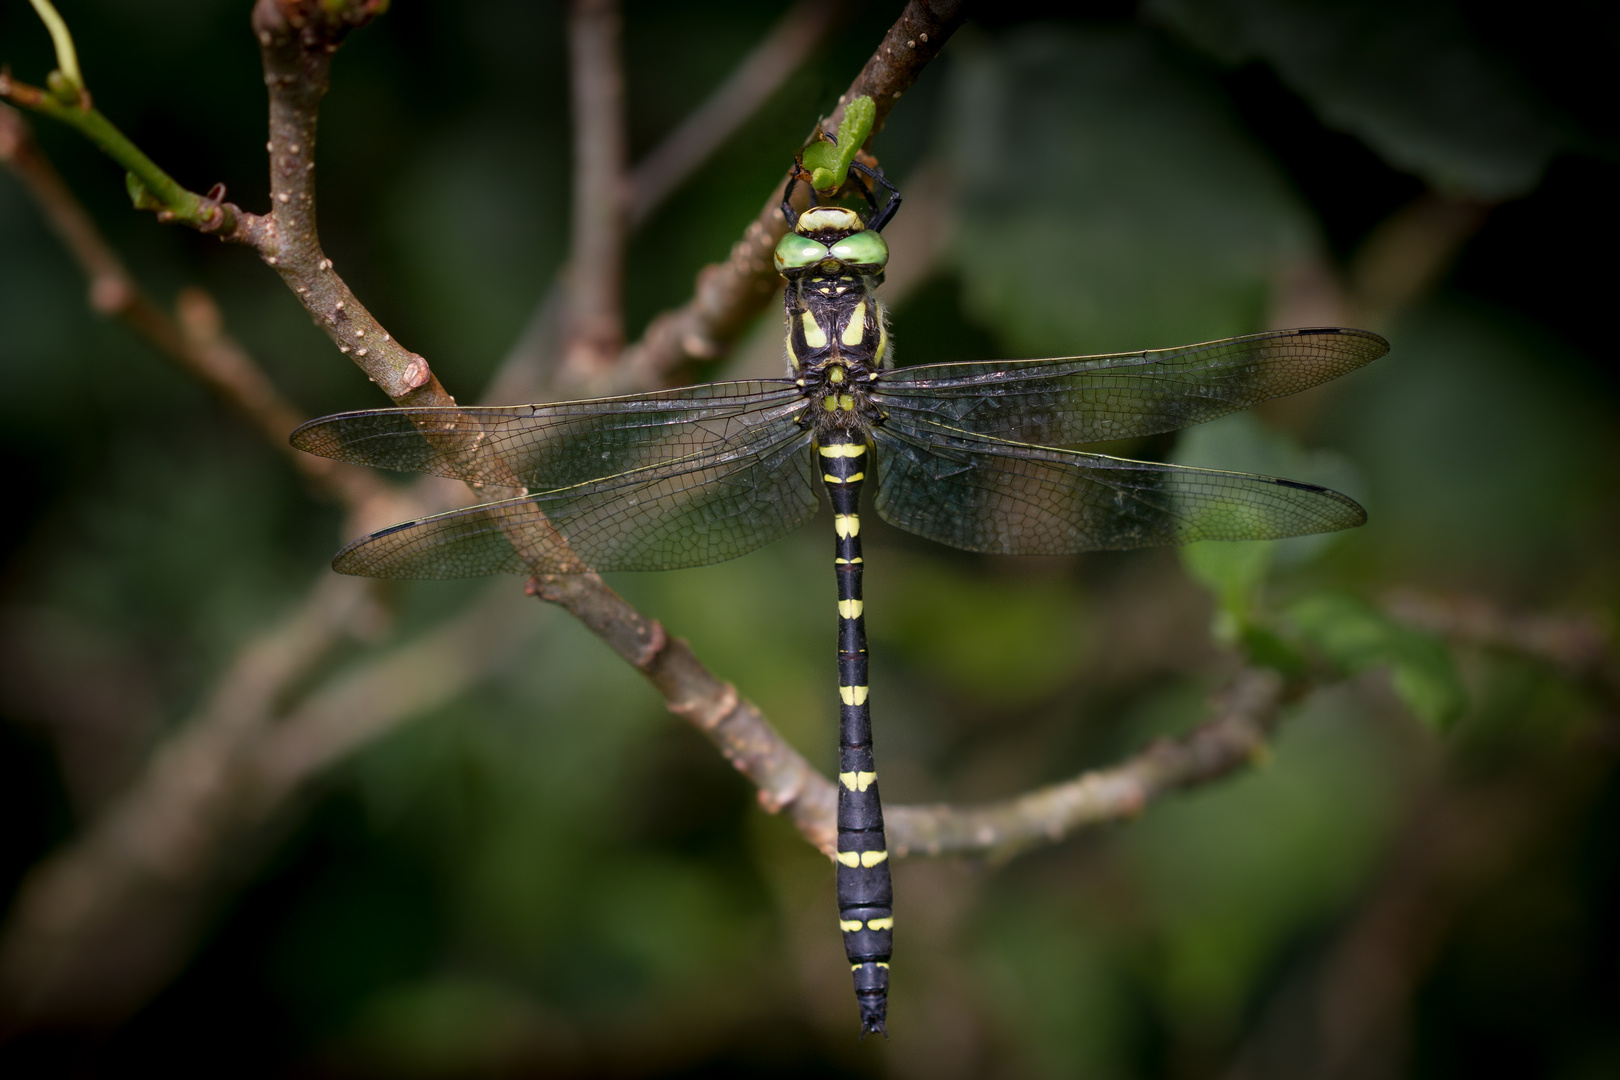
(291, 163), (1388, 1036)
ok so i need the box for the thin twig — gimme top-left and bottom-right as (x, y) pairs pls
(560, 0), (629, 386)
(491, 0), (844, 401)
(887, 667), (1287, 858)
(1383, 588), (1619, 703)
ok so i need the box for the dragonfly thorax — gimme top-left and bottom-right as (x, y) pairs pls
(779, 209), (892, 390)
(784, 270), (890, 426)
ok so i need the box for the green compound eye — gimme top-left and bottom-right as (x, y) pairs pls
(775, 233), (829, 273)
(827, 229), (889, 270)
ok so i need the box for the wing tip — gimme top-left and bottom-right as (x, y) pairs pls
(1287, 325), (1391, 360)
(1270, 476), (1367, 531)
(288, 416), (327, 454)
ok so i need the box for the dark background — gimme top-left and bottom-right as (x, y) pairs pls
(1, 0), (1616, 1076)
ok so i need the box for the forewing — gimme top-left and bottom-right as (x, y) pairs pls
(871, 422), (1365, 556)
(291, 380), (806, 492)
(333, 421), (819, 578)
(869, 328), (1387, 446)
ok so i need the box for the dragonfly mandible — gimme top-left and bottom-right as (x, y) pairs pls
(291, 161), (1388, 1036)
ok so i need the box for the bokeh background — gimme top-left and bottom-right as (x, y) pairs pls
(1, 1), (1617, 1076)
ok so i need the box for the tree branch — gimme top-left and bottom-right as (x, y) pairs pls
(608, 0), (969, 393)
(888, 666), (1287, 858)
(1, 0), (457, 407)
(1383, 588), (1619, 702)
(560, 0), (629, 386)
(248, 0), (456, 407)
(490, 0), (845, 402)
(0, 70), (251, 235)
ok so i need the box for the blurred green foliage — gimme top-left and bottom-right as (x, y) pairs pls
(2, 1), (1617, 1077)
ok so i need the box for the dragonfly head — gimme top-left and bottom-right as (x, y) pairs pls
(774, 207), (889, 278)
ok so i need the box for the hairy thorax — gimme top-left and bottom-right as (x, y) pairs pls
(785, 270), (889, 434)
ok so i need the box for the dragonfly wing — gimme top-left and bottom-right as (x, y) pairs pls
(332, 496), (552, 578)
(871, 422), (1365, 556)
(333, 421), (819, 578)
(291, 380), (807, 492)
(869, 327), (1387, 446)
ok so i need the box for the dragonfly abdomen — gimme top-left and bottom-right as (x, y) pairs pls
(820, 432), (893, 1037)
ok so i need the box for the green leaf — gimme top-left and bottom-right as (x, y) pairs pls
(802, 95), (875, 193)
(124, 170), (162, 211)
(1146, 0), (1562, 200)
(1287, 592), (1466, 731)
(1181, 539), (1273, 635)
(1239, 623), (1308, 679)
(1176, 413), (1365, 643)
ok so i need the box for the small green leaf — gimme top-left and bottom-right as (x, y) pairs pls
(1181, 538), (1273, 632)
(1239, 623), (1307, 680)
(1176, 413), (1364, 641)
(803, 96), (876, 194)
(1287, 592), (1466, 731)
(124, 171), (162, 210)
(1387, 637), (1467, 732)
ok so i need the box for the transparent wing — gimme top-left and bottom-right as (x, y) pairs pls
(291, 380), (806, 492)
(333, 421), (819, 578)
(871, 420), (1365, 555)
(869, 327), (1387, 447)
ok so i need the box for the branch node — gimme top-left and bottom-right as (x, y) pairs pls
(757, 767), (805, 814)
(631, 618), (668, 670)
(669, 679), (738, 733)
(402, 356), (430, 390)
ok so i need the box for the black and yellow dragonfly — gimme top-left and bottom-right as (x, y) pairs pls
(291, 168), (1388, 1036)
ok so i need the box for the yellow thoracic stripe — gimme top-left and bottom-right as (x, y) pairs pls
(818, 443), (865, 458)
(834, 514), (860, 538)
(838, 770), (877, 791)
(801, 311), (828, 348)
(842, 300), (867, 346)
(838, 599), (864, 619)
(839, 684), (869, 706)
